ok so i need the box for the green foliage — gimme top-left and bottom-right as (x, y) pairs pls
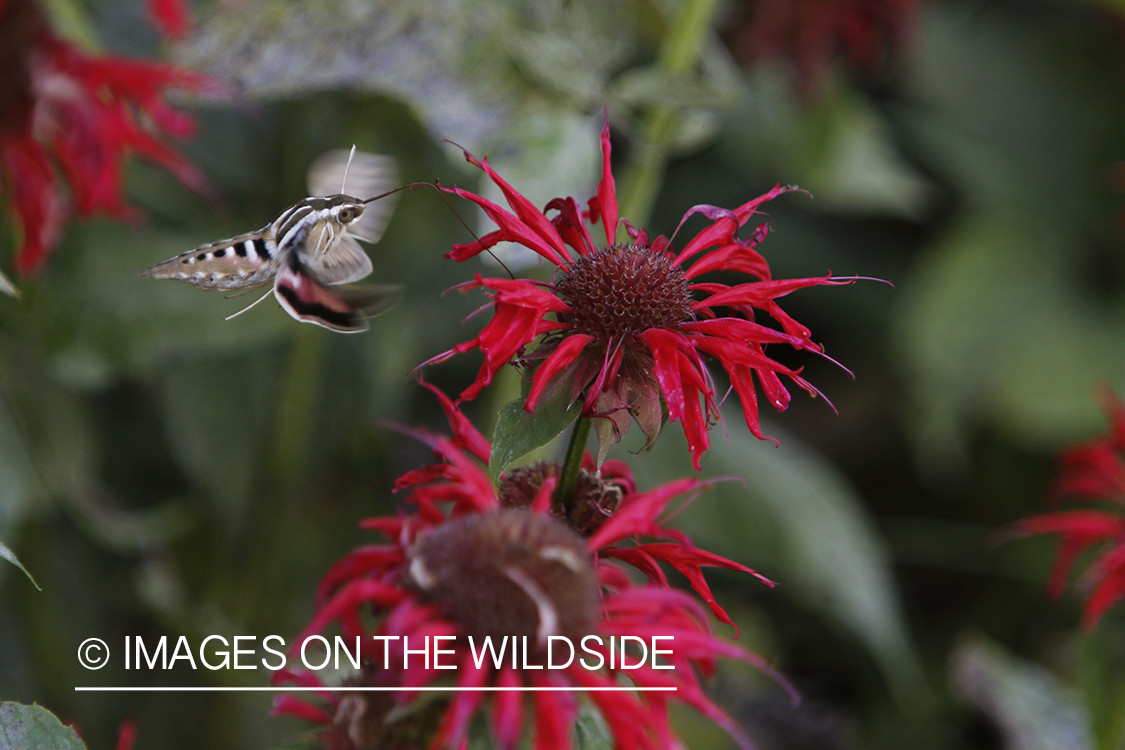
(0, 703), (89, 750)
(951, 636), (1095, 750)
(489, 377), (580, 485)
(0, 542), (40, 591)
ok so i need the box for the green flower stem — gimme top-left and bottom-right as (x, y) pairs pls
(271, 324), (327, 486)
(554, 417), (592, 513)
(617, 0), (722, 228)
(240, 325), (326, 629)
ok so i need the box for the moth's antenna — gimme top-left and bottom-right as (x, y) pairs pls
(363, 181), (515, 280)
(225, 287), (274, 321)
(340, 145), (357, 195)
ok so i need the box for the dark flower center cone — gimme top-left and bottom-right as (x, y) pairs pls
(499, 462), (624, 535)
(555, 244), (692, 347)
(406, 511), (599, 658)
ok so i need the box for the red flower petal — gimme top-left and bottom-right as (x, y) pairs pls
(1082, 559), (1125, 631)
(587, 477), (703, 550)
(592, 122), (618, 246)
(491, 667), (524, 750)
(419, 377), (491, 463)
(443, 153), (569, 265)
(641, 328), (716, 470)
(525, 333), (593, 411)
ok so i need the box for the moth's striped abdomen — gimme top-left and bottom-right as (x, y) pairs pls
(141, 230), (280, 290)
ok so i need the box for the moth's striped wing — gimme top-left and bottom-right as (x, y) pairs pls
(306, 149), (399, 244)
(141, 228), (280, 290)
(303, 234), (372, 286)
(273, 255), (402, 333)
(273, 256), (369, 333)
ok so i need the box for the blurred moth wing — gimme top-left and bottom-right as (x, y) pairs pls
(307, 149), (399, 243)
(274, 254), (402, 333)
(273, 254), (368, 333)
(140, 149), (401, 332)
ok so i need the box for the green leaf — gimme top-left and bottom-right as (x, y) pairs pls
(0, 401), (36, 536)
(573, 708), (613, 750)
(0, 541), (40, 591)
(489, 380), (580, 486)
(0, 268), (19, 299)
(892, 213), (1125, 477)
(177, 0), (509, 148)
(0, 702), (89, 750)
(951, 636), (1095, 750)
(156, 349), (280, 521)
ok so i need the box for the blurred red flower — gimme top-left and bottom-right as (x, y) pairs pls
(146, 0), (192, 40)
(724, 0), (921, 96)
(0, 0), (207, 275)
(114, 718), (137, 750)
(272, 381), (795, 750)
(1007, 391), (1125, 630)
(431, 123), (850, 469)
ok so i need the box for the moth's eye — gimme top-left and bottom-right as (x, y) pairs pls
(338, 208), (356, 223)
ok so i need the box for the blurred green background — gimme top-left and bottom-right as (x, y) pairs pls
(2, 0), (1125, 748)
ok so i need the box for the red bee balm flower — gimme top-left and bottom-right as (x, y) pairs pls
(273, 395), (796, 750)
(725, 0), (921, 97)
(431, 123), (851, 469)
(0, 0), (207, 275)
(1006, 392), (1125, 630)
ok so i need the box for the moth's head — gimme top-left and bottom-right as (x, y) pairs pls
(326, 195), (366, 226)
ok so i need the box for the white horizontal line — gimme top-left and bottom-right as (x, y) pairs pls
(74, 686), (676, 692)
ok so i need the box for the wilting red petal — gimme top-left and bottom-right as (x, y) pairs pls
(545, 196), (596, 257)
(634, 543), (775, 587)
(681, 316), (808, 347)
(672, 185), (798, 268)
(674, 211), (739, 268)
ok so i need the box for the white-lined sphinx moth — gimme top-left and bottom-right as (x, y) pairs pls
(141, 150), (401, 333)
